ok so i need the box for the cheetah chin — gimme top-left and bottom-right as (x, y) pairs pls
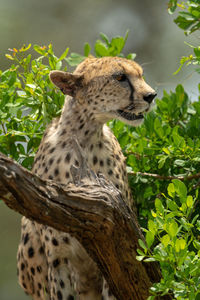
(116, 109), (144, 121)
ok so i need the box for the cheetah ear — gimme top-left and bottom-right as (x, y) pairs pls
(49, 71), (84, 97)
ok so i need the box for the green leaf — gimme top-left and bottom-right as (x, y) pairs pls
(168, 220), (179, 237)
(172, 179), (187, 202)
(148, 219), (157, 235)
(168, 0), (177, 14)
(99, 33), (110, 46)
(155, 198), (164, 215)
(58, 47), (69, 62)
(5, 54), (14, 60)
(66, 53), (85, 66)
(175, 238), (186, 252)
(143, 257), (156, 262)
(161, 234), (170, 247)
(94, 41), (109, 57)
(138, 239), (147, 250)
(186, 195), (193, 208)
(126, 53), (136, 60)
(146, 231), (155, 248)
(84, 43), (91, 57)
(136, 255), (144, 261)
(168, 183), (175, 198)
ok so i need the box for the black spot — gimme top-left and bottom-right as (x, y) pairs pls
(65, 153), (71, 163)
(57, 157), (61, 164)
(84, 130), (89, 136)
(49, 147), (55, 154)
(37, 290), (40, 297)
(115, 184), (119, 189)
(39, 246), (44, 254)
(49, 158), (54, 165)
(90, 144), (93, 151)
(57, 290), (63, 300)
(60, 279), (65, 289)
(54, 168), (59, 176)
(22, 282), (27, 289)
(65, 172), (70, 178)
(63, 236), (69, 244)
(61, 141), (66, 148)
(53, 259), (60, 268)
(60, 129), (66, 136)
(79, 123), (84, 130)
(108, 169), (113, 176)
(99, 142), (103, 149)
(93, 156), (98, 165)
(38, 283), (42, 290)
(30, 267), (35, 275)
(107, 158), (111, 166)
(37, 266), (42, 273)
(67, 296), (74, 300)
(23, 233), (29, 245)
(75, 160), (79, 167)
(21, 263), (25, 271)
(116, 154), (120, 160)
(52, 238), (59, 246)
(116, 173), (120, 179)
(48, 175), (53, 180)
(28, 247), (34, 258)
(44, 166), (48, 173)
(100, 160), (104, 167)
(45, 235), (49, 241)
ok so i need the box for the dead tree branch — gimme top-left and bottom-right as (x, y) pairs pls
(0, 142), (172, 300)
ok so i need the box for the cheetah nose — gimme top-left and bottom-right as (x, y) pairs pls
(143, 92), (157, 104)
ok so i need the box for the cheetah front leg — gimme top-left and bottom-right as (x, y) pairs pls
(17, 217), (50, 300)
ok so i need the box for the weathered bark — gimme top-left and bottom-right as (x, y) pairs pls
(0, 141), (171, 300)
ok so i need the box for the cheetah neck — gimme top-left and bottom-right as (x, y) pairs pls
(58, 97), (104, 147)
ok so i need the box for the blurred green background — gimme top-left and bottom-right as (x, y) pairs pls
(0, 0), (199, 299)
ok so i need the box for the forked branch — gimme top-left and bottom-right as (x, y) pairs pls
(0, 140), (172, 300)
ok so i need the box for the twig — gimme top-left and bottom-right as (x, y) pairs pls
(1, 122), (6, 135)
(128, 171), (200, 182)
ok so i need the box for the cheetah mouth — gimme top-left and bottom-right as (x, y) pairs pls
(116, 110), (144, 121)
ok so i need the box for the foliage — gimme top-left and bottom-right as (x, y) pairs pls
(168, 0), (200, 35)
(167, 0), (200, 74)
(137, 180), (200, 300)
(130, 1), (200, 298)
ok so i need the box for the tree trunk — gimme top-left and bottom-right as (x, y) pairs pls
(0, 140), (172, 300)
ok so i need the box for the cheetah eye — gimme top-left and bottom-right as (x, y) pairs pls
(114, 74), (127, 82)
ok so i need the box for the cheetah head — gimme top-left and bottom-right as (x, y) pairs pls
(50, 57), (156, 126)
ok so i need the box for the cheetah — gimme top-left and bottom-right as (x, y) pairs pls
(17, 56), (156, 300)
